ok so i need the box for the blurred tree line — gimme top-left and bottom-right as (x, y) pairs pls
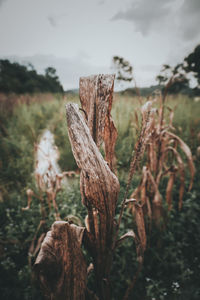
(113, 44), (200, 96)
(156, 44), (200, 95)
(0, 60), (64, 94)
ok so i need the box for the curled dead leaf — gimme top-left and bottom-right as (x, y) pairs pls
(34, 221), (87, 300)
(134, 202), (146, 253)
(166, 172), (175, 211)
(166, 146), (185, 210)
(166, 131), (195, 191)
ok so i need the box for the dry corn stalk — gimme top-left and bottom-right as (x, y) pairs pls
(33, 75), (194, 300)
(79, 74), (117, 172)
(34, 75), (148, 300)
(66, 100), (119, 299)
(115, 100), (154, 242)
(129, 90), (195, 228)
(35, 75), (121, 300)
(121, 87), (195, 298)
(112, 100), (154, 300)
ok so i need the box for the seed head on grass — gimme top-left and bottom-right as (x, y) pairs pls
(126, 100), (155, 196)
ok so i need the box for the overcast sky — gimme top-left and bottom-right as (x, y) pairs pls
(0, 0), (199, 90)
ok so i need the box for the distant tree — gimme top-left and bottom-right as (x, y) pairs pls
(112, 55), (143, 97)
(0, 60), (64, 94)
(44, 66), (64, 93)
(112, 56), (133, 83)
(45, 67), (57, 78)
(156, 64), (171, 85)
(184, 44), (200, 92)
(156, 63), (190, 94)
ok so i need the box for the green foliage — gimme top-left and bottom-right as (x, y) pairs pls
(0, 60), (64, 94)
(110, 176), (200, 300)
(112, 96), (139, 168)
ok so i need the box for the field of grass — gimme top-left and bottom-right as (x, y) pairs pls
(0, 92), (200, 299)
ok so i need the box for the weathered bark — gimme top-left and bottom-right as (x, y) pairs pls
(34, 221), (86, 300)
(66, 102), (120, 299)
(79, 74), (117, 172)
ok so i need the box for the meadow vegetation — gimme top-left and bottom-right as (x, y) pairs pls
(0, 91), (200, 299)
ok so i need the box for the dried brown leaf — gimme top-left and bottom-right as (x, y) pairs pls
(34, 221), (86, 300)
(104, 115), (118, 172)
(166, 131), (195, 191)
(79, 74), (115, 148)
(147, 170), (163, 222)
(134, 203), (146, 253)
(79, 74), (117, 172)
(146, 196), (152, 222)
(152, 191), (163, 223)
(140, 166), (148, 205)
(148, 142), (157, 173)
(84, 215), (90, 232)
(66, 103), (119, 258)
(66, 103), (119, 216)
(130, 186), (140, 200)
(115, 230), (137, 248)
(126, 102), (153, 196)
(166, 146), (185, 210)
(93, 209), (99, 240)
(166, 172), (175, 211)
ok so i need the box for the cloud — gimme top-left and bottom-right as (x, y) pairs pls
(178, 0), (200, 41)
(111, 0), (200, 43)
(47, 13), (67, 27)
(47, 15), (57, 27)
(111, 0), (175, 35)
(0, 0), (6, 7)
(181, 0), (200, 14)
(98, 0), (105, 5)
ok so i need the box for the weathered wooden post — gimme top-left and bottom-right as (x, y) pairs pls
(34, 74), (120, 300)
